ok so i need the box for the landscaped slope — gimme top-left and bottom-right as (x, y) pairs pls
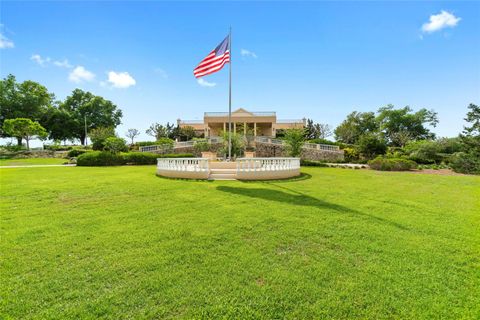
(1, 166), (479, 319)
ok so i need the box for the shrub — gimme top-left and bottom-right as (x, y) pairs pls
(67, 149), (90, 157)
(307, 138), (338, 146)
(44, 144), (73, 151)
(342, 147), (359, 163)
(357, 133), (387, 159)
(77, 151), (125, 166)
(123, 152), (195, 165)
(284, 128), (305, 157)
(123, 152), (158, 164)
(156, 137), (175, 147)
(0, 142), (26, 152)
(194, 141), (210, 154)
(368, 157), (417, 171)
(90, 127), (116, 150)
(135, 141), (158, 147)
(300, 160), (328, 167)
(103, 137), (128, 153)
(77, 151), (195, 166)
(450, 152), (480, 175)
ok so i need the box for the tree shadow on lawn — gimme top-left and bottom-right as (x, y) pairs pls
(216, 185), (408, 231)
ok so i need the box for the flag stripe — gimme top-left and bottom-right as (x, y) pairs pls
(193, 35), (230, 78)
(194, 57), (230, 78)
(194, 58), (230, 78)
(194, 52), (230, 74)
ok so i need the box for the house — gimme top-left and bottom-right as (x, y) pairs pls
(177, 108), (305, 138)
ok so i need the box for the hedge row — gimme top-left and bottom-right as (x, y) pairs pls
(368, 157), (417, 171)
(76, 151), (194, 166)
(300, 159), (328, 167)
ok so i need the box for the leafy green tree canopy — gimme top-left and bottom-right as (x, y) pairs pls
(3, 118), (48, 150)
(60, 89), (122, 145)
(0, 74), (55, 144)
(376, 105), (438, 147)
(334, 111), (378, 144)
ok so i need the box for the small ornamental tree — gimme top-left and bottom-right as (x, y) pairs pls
(221, 130), (244, 158)
(89, 127), (116, 150)
(125, 128), (140, 145)
(284, 128), (305, 157)
(103, 137), (128, 153)
(3, 118), (48, 150)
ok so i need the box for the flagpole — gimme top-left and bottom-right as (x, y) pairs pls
(228, 27), (232, 161)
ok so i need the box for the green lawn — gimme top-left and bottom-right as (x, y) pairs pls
(0, 157), (67, 166)
(1, 166), (479, 319)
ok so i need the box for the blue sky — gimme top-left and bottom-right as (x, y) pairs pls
(1, 1), (479, 144)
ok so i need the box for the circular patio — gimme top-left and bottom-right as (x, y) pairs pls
(156, 157), (301, 180)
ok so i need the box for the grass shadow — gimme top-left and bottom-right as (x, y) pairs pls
(239, 172), (313, 183)
(216, 185), (408, 230)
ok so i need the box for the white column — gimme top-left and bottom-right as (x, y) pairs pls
(244, 122), (247, 135)
(254, 122), (257, 136)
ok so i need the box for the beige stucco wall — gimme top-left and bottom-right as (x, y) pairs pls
(236, 169), (300, 180)
(156, 170), (209, 179)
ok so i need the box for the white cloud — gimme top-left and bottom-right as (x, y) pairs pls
(69, 66), (95, 83)
(197, 78), (216, 87)
(53, 59), (73, 68)
(422, 11), (461, 33)
(107, 71), (136, 88)
(154, 68), (168, 79)
(30, 54), (51, 66)
(241, 49), (257, 58)
(0, 33), (14, 49)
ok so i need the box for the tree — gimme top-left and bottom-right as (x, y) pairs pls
(304, 119), (316, 139)
(460, 103), (480, 152)
(284, 128), (305, 157)
(146, 123), (168, 140)
(178, 126), (196, 141)
(356, 133), (387, 159)
(0, 74), (55, 145)
(376, 105), (438, 147)
(103, 137), (128, 153)
(125, 128), (140, 145)
(334, 111), (378, 144)
(451, 103), (480, 175)
(314, 123), (332, 139)
(60, 89), (122, 145)
(41, 106), (76, 143)
(3, 118), (48, 150)
(89, 127), (116, 151)
(221, 130), (244, 158)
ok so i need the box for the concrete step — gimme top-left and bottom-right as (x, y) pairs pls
(208, 173), (236, 180)
(209, 161), (237, 170)
(210, 168), (237, 174)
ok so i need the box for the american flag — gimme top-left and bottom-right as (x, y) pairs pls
(194, 35), (230, 78)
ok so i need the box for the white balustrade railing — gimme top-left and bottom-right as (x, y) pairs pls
(303, 142), (340, 151)
(157, 158), (209, 172)
(236, 158), (300, 172)
(254, 137), (340, 151)
(140, 145), (172, 153)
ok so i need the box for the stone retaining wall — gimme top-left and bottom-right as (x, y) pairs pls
(255, 142), (344, 162)
(0, 150), (68, 159)
(153, 143), (224, 157)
